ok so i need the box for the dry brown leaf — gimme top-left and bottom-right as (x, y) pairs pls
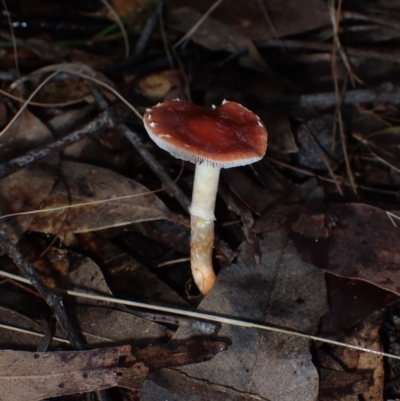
(77, 232), (188, 306)
(321, 275), (398, 338)
(0, 107), (58, 172)
(0, 166), (56, 244)
(0, 341), (226, 401)
(169, 0), (330, 41)
(0, 346), (132, 401)
(117, 341), (228, 390)
(254, 203), (400, 296)
(168, 7), (269, 72)
(0, 304), (46, 349)
(0, 110), (58, 245)
(31, 246), (169, 346)
(0, 297), (167, 350)
(60, 251), (112, 295)
(37, 246), (169, 344)
(66, 306), (167, 347)
(142, 232), (327, 401)
(141, 368), (256, 400)
(30, 161), (171, 234)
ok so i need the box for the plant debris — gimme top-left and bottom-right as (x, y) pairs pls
(2, 0), (400, 400)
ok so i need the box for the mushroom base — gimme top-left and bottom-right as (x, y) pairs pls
(191, 216), (216, 295)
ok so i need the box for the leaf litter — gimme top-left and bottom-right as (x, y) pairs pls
(3, 0), (400, 400)
(0, 341), (225, 401)
(146, 233), (326, 401)
(0, 109), (58, 245)
(29, 161), (172, 234)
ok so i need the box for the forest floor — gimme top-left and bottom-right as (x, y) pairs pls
(1, 1), (400, 400)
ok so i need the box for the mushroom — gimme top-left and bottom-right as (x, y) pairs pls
(144, 99), (268, 294)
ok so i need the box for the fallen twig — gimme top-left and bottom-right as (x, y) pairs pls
(0, 229), (84, 349)
(0, 103), (130, 180)
(0, 268), (399, 362)
(258, 82), (400, 109)
(120, 125), (190, 212)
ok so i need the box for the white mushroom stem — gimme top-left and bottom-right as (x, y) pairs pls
(189, 163), (220, 294)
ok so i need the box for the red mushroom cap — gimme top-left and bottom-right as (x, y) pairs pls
(144, 99), (267, 168)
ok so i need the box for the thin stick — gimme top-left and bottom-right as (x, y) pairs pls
(131, 0), (163, 62)
(328, 0), (358, 196)
(84, 67), (190, 213)
(0, 188), (166, 221)
(120, 125), (190, 212)
(158, 3), (191, 102)
(327, 0), (360, 87)
(258, 84), (400, 109)
(0, 88), (87, 107)
(257, 39), (400, 65)
(157, 257), (190, 267)
(61, 70), (143, 121)
(0, 70), (60, 138)
(0, 269), (399, 361)
(0, 231), (84, 349)
(0, 323), (70, 344)
(256, 0), (288, 58)
(387, 211), (400, 227)
(10, 65), (143, 121)
(0, 103), (129, 180)
(267, 157), (398, 196)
